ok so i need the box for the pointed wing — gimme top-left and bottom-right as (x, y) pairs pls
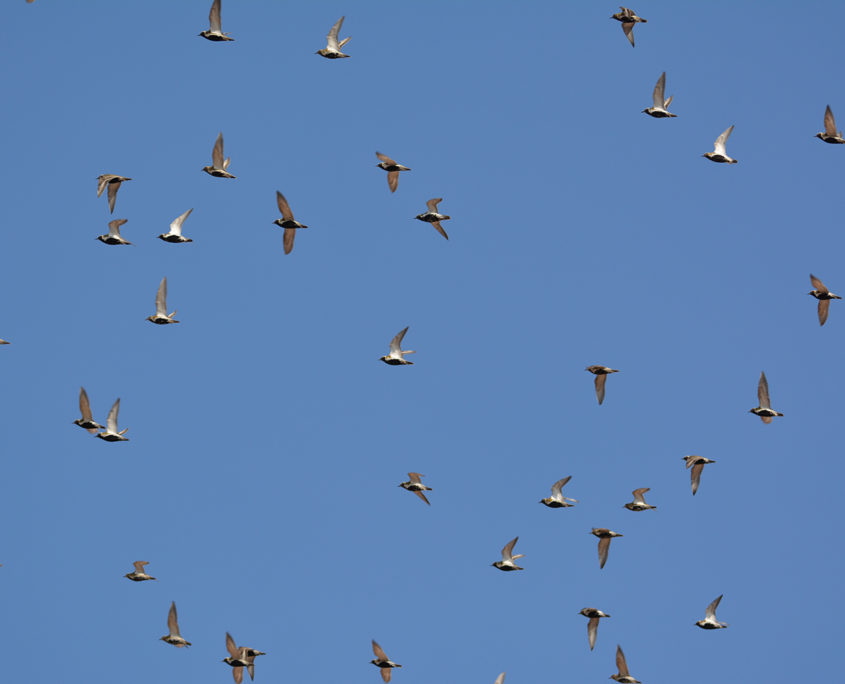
(170, 208), (193, 236)
(825, 105), (837, 137)
(810, 274), (829, 294)
(79, 387), (94, 421)
(705, 594), (723, 620)
(501, 536), (519, 561)
(372, 640), (388, 661)
(431, 221), (449, 240)
(714, 125), (734, 155)
(283, 227), (296, 255)
(247, 660), (255, 681)
(212, 132), (225, 168)
(209, 0), (222, 32)
(223, 157), (231, 170)
(598, 537), (611, 568)
(167, 602), (180, 635)
(664, 95), (673, 109)
(155, 277), (168, 316)
(232, 665), (244, 684)
(381, 668), (392, 683)
(108, 219), (127, 236)
(107, 182), (120, 213)
(426, 198), (442, 212)
(97, 176), (109, 197)
(227, 632), (241, 658)
(616, 645), (630, 676)
(758, 371), (771, 409)
(133, 560), (149, 573)
(632, 487), (649, 504)
(622, 22), (635, 47)
(276, 191), (294, 220)
(594, 374), (607, 405)
(494, 674), (505, 684)
(376, 151), (397, 165)
(326, 16), (344, 51)
(408, 472), (423, 484)
(387, 170), (399, 192)
(106, 398), (121, 433)
(652, 72), (666, 108)
(551, 476), (571, 497)
(390, 327), (409, 355)
(414, 490), (431, 505)
(588, 616), (599, 650)
(819, 299), (831, 326)
(338, 36), (351, 48)
(690, 463), (704, 495)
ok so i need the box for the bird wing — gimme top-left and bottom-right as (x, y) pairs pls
(108, 218), (127, 236)
(705, 594), (723, 620)
(283, 227), (296, 255)
(431, 221), (449, 240)
(232, 665), (244, 684)
(79, 386), (94, 421)
(819, 298), (831, 326)
(632, 487), (649, 504)
(209, 0), (222, 32)
(381, 668), (392, 683)
(594, 374), (607, 405)
(622, 21), (635, 47)
(276, 191), (294, 220)
(372, 640), (388, 661)
(598, 536), (611, 568)
(167, 602), (180, 635)
(133, 560), (148, 573)
(690, 462), (704, 495)
(494, 674), (505, 684)
(714, 125), (734, 155)
(810, 274), (829, 294)
(757, 371), (771, 409)
(408, 473), (423, 484)
(212, 132), (225, 168)
(387, 170), (399, 192)
(588, 617), (599, 650)
(107, 182), (120, 213)
(326, 16), (344, 51)
(551, 476), (571, 497)
(376, 151), (397, 165)
(155, 277), (168, 316)
(825, 105), (838, 137)
(664, 95), (673, 109)
(616, 645), (630, 676)
(414, 490), (431, 505)
(501, 536), (519, 561)
(390, 327), (409, 355)
(106, 398), (121, 433)
(226, 632), (241, 658)
(96, 175), (110, 197)
(170, 208), (193, 236)
(426, 198), (442, 213)
(652, 72), (666, 108)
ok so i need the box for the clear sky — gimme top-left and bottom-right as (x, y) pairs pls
(2, 2), (843, 682)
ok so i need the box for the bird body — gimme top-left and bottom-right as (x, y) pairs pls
(97, 218), (132, 245)
(272, 191), (308, 254)
(809, 274), (841, 326)
(376, 152), (411, 192)
(703, 125), (738, 163)
(371, 640), (401, 683)
(683, 455), (715, 495)
(624, 488), (656, 511)
(200, 0), (234, 41)
(125, 560), (156, 581)
(585, 366), (619, 405)
(579, 608), (610, 650)
(695, 594), (728, 629)
(316, 16), (350, 58)
(492, 536), (524, 571)
(96, 175), (131, 213)
(749, 371), (783, 423)
(610, 645), (641, 683)
(610, 7), (646, 47)
(380, 327), (415, 365)
(642, 72), (676, 118)
(539, 476), (577, 508)
(158, 209), (194, 243)
(591, 528), (622, 569)
(95, 398), (129, 442)
(223, 632), (264, 684)
(816, 105), (845, 143)
(146, 277), (179, 325)
(414, 198), (450, 239)
(399, 473), (432, 505)
(202, 132), (236, 178)
(160, 601), (191, 647)
(74, 386), (104, 434)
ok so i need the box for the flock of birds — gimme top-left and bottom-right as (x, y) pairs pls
(12, 2), (845, 683)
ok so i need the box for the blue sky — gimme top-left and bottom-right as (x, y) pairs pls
(2, 1), (843, 682)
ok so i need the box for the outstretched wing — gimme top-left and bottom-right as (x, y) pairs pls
(209, 0), (222, 32)
(212, 132), (225, 168)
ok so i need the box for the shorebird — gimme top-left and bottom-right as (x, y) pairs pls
(96, 175), (131, 214)
(611, 645), (641, 683)
(272, 191), (308, 255)
(703, 126), (738, 163)
(591, 528), (622, 569)
(370, 640), (402, 683)
(683, 455), (715, 495)
(160, 601), (191, 647)
(96, 218), (131, 245)
(0, 339), (8, 345)
(585, 366), (619, 405)
(146, 277), (179, 325)
(202, 132), (236, 178)
(125, 560), (157, 582)
(809, 274), (841, 326)
(414, 198), (450, 239)
(816, 105), (845, 144)
(316, 16), (350, 58)
(223, 632), (265, 684)
(74, 386), (104, 434)
(376, 152), (411, 193)
(95, 398), (129, 442)
(491, 536), (524, 571)
(610, 7), (646, 47)
(539, 476), (577, 508)
(398, 473), (432, 505)
(642, 72), (676, 118)
(158, 209), (194, 243)
(200, 0), (234, 41)
(624, 488), (656, 511)
(749, 371), (783, 423)
(380, 327), (415, 365)
(579, 608), (610, 651)
(695, 594), (728, 629)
